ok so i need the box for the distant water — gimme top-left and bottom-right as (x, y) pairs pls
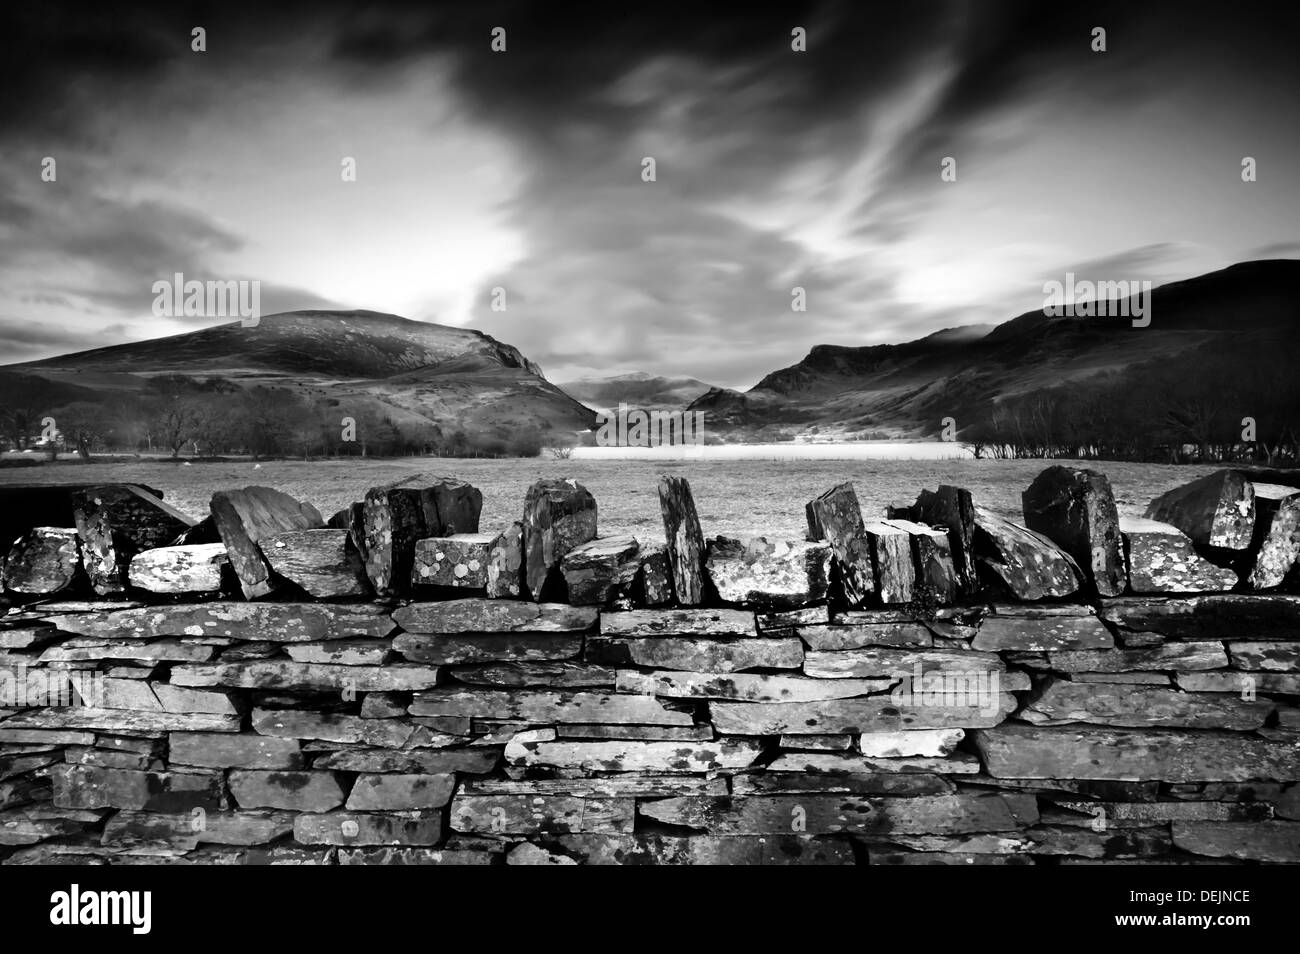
(572, 441), (975, 461)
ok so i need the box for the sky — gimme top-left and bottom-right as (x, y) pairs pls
(1, 0), (1297, 388)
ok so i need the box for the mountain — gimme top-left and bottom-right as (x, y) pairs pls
(1, 310), (596, 439)
(557, 371), (715, 412)
(691, 260), (1300, 439)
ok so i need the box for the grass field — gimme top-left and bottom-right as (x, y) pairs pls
(0, 457), (1223, 540)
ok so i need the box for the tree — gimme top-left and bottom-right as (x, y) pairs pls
(53, 402), (115, 460)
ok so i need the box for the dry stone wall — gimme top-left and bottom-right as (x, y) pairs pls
(1, 465), (1298, 865)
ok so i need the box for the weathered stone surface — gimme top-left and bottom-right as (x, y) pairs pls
(779, 733), (854, 751)
(507, 843), (577, 865)
(413, 533), (495, 589)
(1227, 640), (1300, 671)
(1022, 466), (1125, 596)
(0, 805), (103, 846)
(451, 661), (612, 688)
(169, 732), (304, 769)
(555, 723), (712, 741)
(658, 475), (706, 605)
(972, 507), (1081, 600)
(262, 528), (370, 598)
(425, 478), (483, 536)
(210, 486), (325, 598)
(127, 543), (229, 594)
(806, 482), (874, 605)
(346, 773), (455, 811)
(972, 610), (1113, 652)
(100, 810), (295, 849)
(560, 535), (640, 605)
(1172, 821), (1300, 863)
(601, 608), (756, 637)
(859, 728), (964, 758)
(1069, 672), (1170, 685)
(616, 669), (889, 702)
(861, 521), (914, 604)
(1021, 679), (1271, 730)
(314, 748), (499, 775)
(462, 776), (727, 798)
(72, 484), (195, 596)
(229, 770), (347, 811)
(360, 487), (434, 599)
(1194, 594), (1300, 637)
(393, 632), (581, 666)
(485, 522), (524, 598)
(3, 527), (80, 594)
(336, 847), (496, 865)
(505, 733), (759, 773)
(639, 793), (1036, 835)
(1052, 800), (1272, 823)
(711, 694), (1015, 735)
(1145, 470), (1256, 550)
(586, 636), (803, 672)
(913, 485), (979, 595)
(1120, 516), (1237, 593)
(704, 535), (831, 609)
(171, 661), (437, 692)
(0, 707), (240, 734)
(523, 478), (598, 599)
(552, 833), (854, 865)
(1044, 642), (1228, 673)
(884, 519), (959, 605)
(45, 602), (392, 641)
(803, 647), (1003, 679)
(39, 639), (215, 664)
(634, 544), (674, 606)
(294, 811), (443, 846)
(392, 598), (596, 634)
(758, 606), (830, 631)
(1248, 484), (1300, 589)
(409, 689), (693, 725)
(974, 724), (1300, 781)
(1176, 671), (1300, 694)
(52, 764), (221, 811)
(251, 709), (414, 748)
(451, 795), (634, 834)
(796, 622), (933, 650)
(285, 639), (392, 666)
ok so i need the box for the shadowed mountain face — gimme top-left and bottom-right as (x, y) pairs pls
(690, 260), (1300, 439)
(558, 371), (715, 412)
(2, 310), (596, 437)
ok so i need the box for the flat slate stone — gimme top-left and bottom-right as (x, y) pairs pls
(552, 833), (855, 865)
(795, 622), (933, 650)
(100, 810), (296, 849)
(1044, 642), (1228, 673)
(450, 661), (613, 688)
(863, 521), (916, 604)
(802, 646), (1004, 680)
(1121, 516), (1239, 593)
(615, 669), (889, 702)
(705, 535), (832, 609)
(52, 764), (222, 811)
(485, 522), (525, 598)
(638, 793), (1037, 835)
(294, 811), (443, 846)
(523, 478), (598, 599)
(169, 661), (439, 691)
(1176, 671), (1300, 694)
(261, 528), (370, 598)
(451, 794), (635, 835)
(392, 599), (596, 634)
(1021, 679), (1272, 730)
(210, 486), (325, 598)
(600, 608), (756, 637)
(859, 728), (965, 758)
(973, 724), (1300, 781)
(1171, 821), (1300, 863)
(1227, 640), (1300, 671)
(3, 527), (81, 594)
(461, 776), (728, 798)
(409, 689), (693, 725)
(250, 709), (414, 748)
(44, 603), (393, 641)
(127, 543), (229, 594)
(972, 611), (1113, 652)
(0, 707), (240, 734)
(560, 535), (640, 605)
(229, 770), (347, 812)
(504, 736), (761, 773)
(585, 636), (803, 672)
(313, 748), (500, 775)
(284, 639), (392, 666)
(168, 732), (304, 769)
(710, 694), (1015, 735)
(345, 773), (455, 811)
(392, 632), (581, 665)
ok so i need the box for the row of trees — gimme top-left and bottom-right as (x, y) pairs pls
(1, 375), (551, 460)
(962, 345), (1300, 463)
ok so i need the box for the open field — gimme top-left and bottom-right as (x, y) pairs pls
(0, 457), (1226, 540)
